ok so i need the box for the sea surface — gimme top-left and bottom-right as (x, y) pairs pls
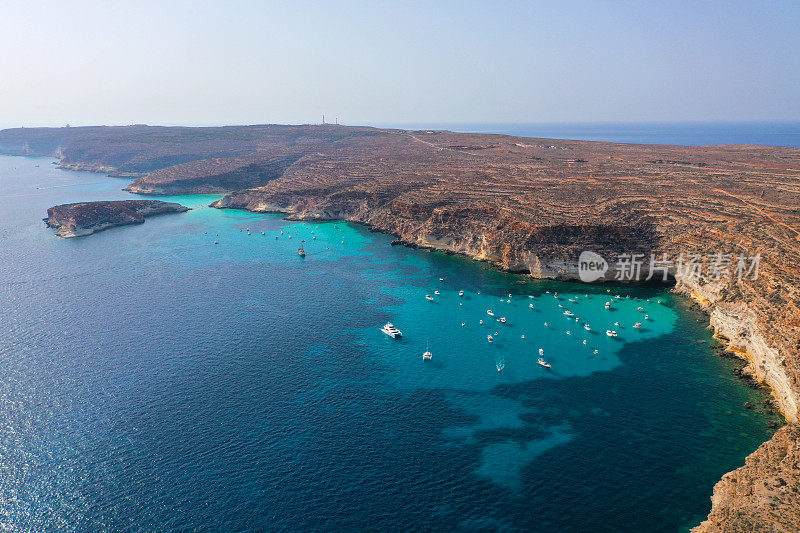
(0, 155), (780, 532)
(377, 121), (800, 147)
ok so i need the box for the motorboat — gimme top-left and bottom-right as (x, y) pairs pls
(380, 323), (402, 338)
(539, 348), (544, 356)
(563, 310), (574, 317)
(529, 303), (534, 309)
(537, 358), (551, 369)
(499, 317), (506, 323)
(487, 335), (494, 342)
(434, 290), (440, 295)
(487, 310), (495, 316)
(459, 290), (464, 297)
(605, 302), (611, 309)
(633, 322), (642, 328)
(425, 295), (434, 301)
(584, 324), (591, 331)
(606, 330), (618, 337)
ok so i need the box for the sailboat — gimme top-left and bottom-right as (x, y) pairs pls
(297, 240), (306, 257)
(422, 338), (432, 360)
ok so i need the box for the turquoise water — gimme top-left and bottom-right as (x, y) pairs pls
(0, 155), (778, 531)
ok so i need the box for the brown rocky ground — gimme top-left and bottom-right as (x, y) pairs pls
(44, 200), (188, 237)
(5, 124), (800, 530)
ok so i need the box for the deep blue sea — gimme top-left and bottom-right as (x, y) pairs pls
(377, 121), (800, 147)
(0, 153), (780, 532)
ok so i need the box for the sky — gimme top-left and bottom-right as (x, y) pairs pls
(1, 0), (799, 128)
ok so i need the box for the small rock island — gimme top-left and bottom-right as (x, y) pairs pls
(44, 200), (189, 238)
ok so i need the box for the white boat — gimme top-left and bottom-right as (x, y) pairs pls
(568, 298), (575, 302)
(563, 310), (574, 317)
(381, 323), (402, 338)
(479, 319), (484, 325)
(496, 362), (504, 371)
(508, 294), (512, 297)
(637, 306), (644, 311)
(566, 330), (571, 335)
(422, 339), (432, 360)
(593, 349), (599, 354)
(605, 302), (611, 309)
(633, 322), (642, 328)
(644, 314), (649, 320)
(584, 324), (591, 331)
(499, 317), (507, 323)
(606, 330), (617, 337)
(425, 295), (434, 301)
(521, 335), (526, 339)
(487, 310), (495, 316)
(459, 290), (464, 297)
(583, 340), (587, 344)
(487, 335), (494, 342)
(614, 321), (620, 326)
(439, 278), (444, 281)
(461, 322), (466, 327)
(539, 348), (544, 356)
(434, 290), (440, 295)
(529, 303), (534, 309)
(537, 358), (551, 369)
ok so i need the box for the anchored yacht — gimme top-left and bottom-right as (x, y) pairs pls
(380, 323), (402, 338)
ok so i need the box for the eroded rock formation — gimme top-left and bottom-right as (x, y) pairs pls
(44, 200), (189, 237)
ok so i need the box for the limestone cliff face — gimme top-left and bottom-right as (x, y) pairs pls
(692, 424), (800, 533)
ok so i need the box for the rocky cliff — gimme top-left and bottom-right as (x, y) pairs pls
(44, 200), (189, 237)
(5, 124), (800, 529)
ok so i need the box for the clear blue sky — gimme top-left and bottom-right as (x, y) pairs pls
(1, 0), (798, 127)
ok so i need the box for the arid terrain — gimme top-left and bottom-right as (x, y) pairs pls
(44, 200), (189, 237)
(3, 124), (799, 529)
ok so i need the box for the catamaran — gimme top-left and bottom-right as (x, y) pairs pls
(380, 323), (402, 338)
(422, 339), (432, 360)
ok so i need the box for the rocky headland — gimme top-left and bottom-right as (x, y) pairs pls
(4, 124), (799, 528)
(44, 200), (189, 237)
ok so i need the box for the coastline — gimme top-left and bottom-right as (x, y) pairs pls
(209, 197), (798, 530)
(3, 123), (798, 529)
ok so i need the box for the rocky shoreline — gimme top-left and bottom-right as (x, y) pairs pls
(44, 200), (189, 238)
(210, 192), (800, 530)
(4, 124), (799, 529)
